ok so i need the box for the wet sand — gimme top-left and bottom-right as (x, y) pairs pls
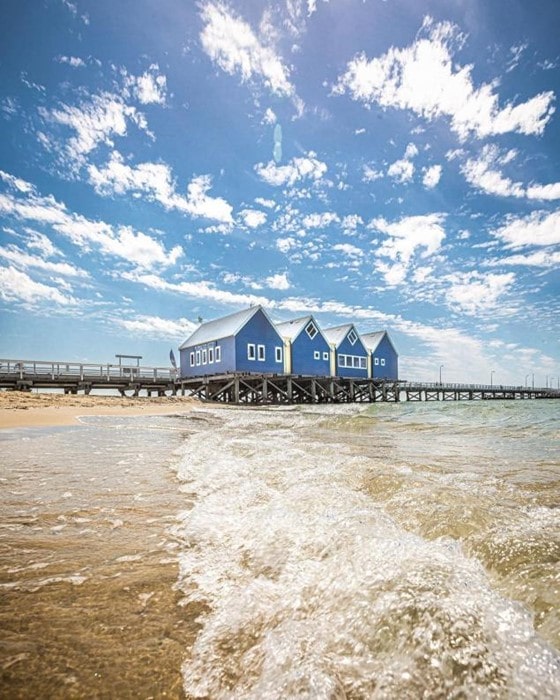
(0, 401), (199, 698)
(0, 391), (196, 429)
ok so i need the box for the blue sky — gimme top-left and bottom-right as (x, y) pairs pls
(0, 0), (558, 386)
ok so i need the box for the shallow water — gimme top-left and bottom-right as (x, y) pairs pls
(1, 401), (559, 698)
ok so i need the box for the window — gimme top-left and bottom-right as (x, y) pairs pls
(275, 347), (283, 363)
(215, 346), (221, 363)
(208, 347), (214, 364)
(338, 355), (346, 368)
(381, 358), (386, 366)
(257, 344), (265, 361)
(247, 344), (256, 360)
(305, 321), (318, 339)
(360, 357), (367, 369)
(348, 329), (358, 346)
(353, 356), (360, 368)
(202, 349), (207, 365)
(314, 350), (320, 360)
(374, 357), (379, 366)
(323, 352), (329, 361)
(196, 350), (201, 366)
(190, 352), (195, 367)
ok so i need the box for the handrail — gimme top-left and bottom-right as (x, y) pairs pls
(0, 358), (177, 381)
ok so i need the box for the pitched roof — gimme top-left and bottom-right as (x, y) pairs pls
(323, 323), (359, 348)
(361, 330), (398, 356)
(275, 315), (312, 341)
(179, 306), (262, 349)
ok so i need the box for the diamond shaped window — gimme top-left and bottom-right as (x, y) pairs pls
(348, 329), (358, 345)
(305, 321), (318, 339)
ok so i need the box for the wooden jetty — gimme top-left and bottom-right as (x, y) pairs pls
(1, 359), (558, 403)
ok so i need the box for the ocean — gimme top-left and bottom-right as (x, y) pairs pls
(1, 400), (559, 698)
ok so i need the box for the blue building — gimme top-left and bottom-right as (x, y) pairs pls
(323, 324), (369, 378)
(362, 331), (399, 380)
(275, 315), (331, 376)
(179, 306), (285, 378)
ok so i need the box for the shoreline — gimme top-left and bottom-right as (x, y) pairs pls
(0, 391), (196, 429)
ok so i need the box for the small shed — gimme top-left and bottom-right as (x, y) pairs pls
(179, 306), (284, 378)
(323, 323), (369, 378)
(275, 315), (331, 376)
(362, 331), (399, 380)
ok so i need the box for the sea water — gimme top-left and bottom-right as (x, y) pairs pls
(1, 401), (559, 698)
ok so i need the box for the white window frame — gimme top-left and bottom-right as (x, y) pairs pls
(208, 347), (214, 364)
(313, 350), (320, 360)
(247, 343), (256, 360)
(257, 344), (266, 361)
(196, 350), (201, 366)
(338, 355), (346, 368)
(323, 351), (329, 361)
(360, 357), (367, 369)
(305, 321), (318, 339)
(215, 345), (221, 363)
(275, 347), (283, 363)
(374, 357), (379, 366)
(190, 352), (195, 367)
(348, 329), (358, 346)
(202, 348), (207, 365)
(353, 356), (360, 368)
(381, 358), (386, 366)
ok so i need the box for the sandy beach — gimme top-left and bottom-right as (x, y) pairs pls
(0, 391), (196, 429)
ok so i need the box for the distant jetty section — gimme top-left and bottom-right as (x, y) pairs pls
(1, 358), (559, 403)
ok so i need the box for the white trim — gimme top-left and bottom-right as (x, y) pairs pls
(202, 348), (207, 365)
(257, 344), (266, 361)
(323, 351), (329, 361)
(190, 352), (195, 367)
(305, 321), (318, 339)
(275, 346), (283, 363)
(196, 350), (201, 366)
(247, 343), (256, 360)
(381, 358), (386, 366)
(215, 345), (221, 362)
(313, 350), (320, 360)
(348, 329), (358, 346)
(208, 347), (214, 364)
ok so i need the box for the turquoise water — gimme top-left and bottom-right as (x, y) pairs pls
(1, 400), (559, 697)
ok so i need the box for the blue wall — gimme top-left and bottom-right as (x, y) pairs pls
(290, 331), (330, 375)
(371, 335), (398, 380)
(235, 309), (284, 374)
(335, 332), (369, 378)
(180, 336), (235, 377)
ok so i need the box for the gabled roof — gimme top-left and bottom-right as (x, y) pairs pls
(323, 323), (364, 350)
(361, 330), (398, 356)
(179, 306), (265, 349)
(275, 315), (327, 344)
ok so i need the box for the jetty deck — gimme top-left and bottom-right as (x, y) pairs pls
(1, 359), (558, 403)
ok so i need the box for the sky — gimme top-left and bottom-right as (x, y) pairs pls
(0, 0), (559, 386)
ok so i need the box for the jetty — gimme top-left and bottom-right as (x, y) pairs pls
(1, 359), (558, 403)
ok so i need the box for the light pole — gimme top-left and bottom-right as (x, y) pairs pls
(525, 373), (530, 387)
(439, 364), (444, 384)
(532, 373), (534, 389)
(490, 370), (495, 388)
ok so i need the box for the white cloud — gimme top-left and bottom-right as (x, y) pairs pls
(199, 1), (294, 97)
(239, 209), (267, 228)
(488, 250), (560, 268)
(263, 108), (277, 124)
(362, 164), (383, 182)
(0, 266), (77, 306)
(41, 92), (148, 167)
(387, 158), (414, 183)
(302, 211), (339, 228)
(332, 243), (363, 258)
(422, 164), (442, 189)
(254, 197), (276, 209)
(265, 272), (290, 290)
(491, 210), (560, 249)
(115, 315), (196, 340)
(0, 174), (183, 270)
(88, 151), (233, 223)
(125, 64), (168, 105)
(370, 213), (446, 286)
(255, 152), (327, 187)
(334, 16), (555, 140)
(25, 230), (59, 257)
(57, 55), (86, 68)
(0, 245), (88, 278)
(442, 270), (516, 315)
(276, 236), (298, 253)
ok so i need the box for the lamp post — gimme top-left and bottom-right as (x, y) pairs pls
(439, 364), (444, 384)
(490, 370), (495, 388)
(525, 373), (530, 387)
(532, 373), (534, 389)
